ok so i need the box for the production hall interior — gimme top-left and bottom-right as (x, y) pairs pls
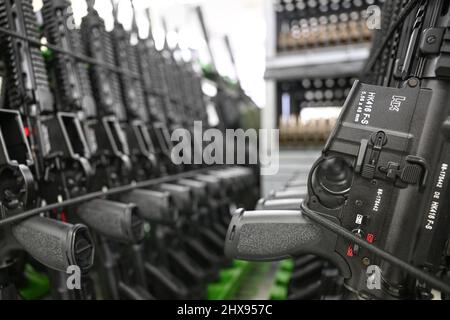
(0, 0), (449, 301)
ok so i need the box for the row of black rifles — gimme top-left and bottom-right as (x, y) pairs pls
(0, 0), (259, 300)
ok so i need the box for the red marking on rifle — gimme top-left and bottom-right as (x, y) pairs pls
(346, 245), (354, 257)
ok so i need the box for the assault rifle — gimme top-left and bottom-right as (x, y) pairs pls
(128, 5), (236, 298)
(0, 0), (95, 300)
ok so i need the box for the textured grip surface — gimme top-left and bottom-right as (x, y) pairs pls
(77, 199), (144, 244)
(225, 209), (322, 261)
(110, 25), (149, 122)
(12, 217), (94, 272)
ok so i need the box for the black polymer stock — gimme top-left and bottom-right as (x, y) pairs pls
(0, 0), (95, 300)
(225, 0), (450, 299)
